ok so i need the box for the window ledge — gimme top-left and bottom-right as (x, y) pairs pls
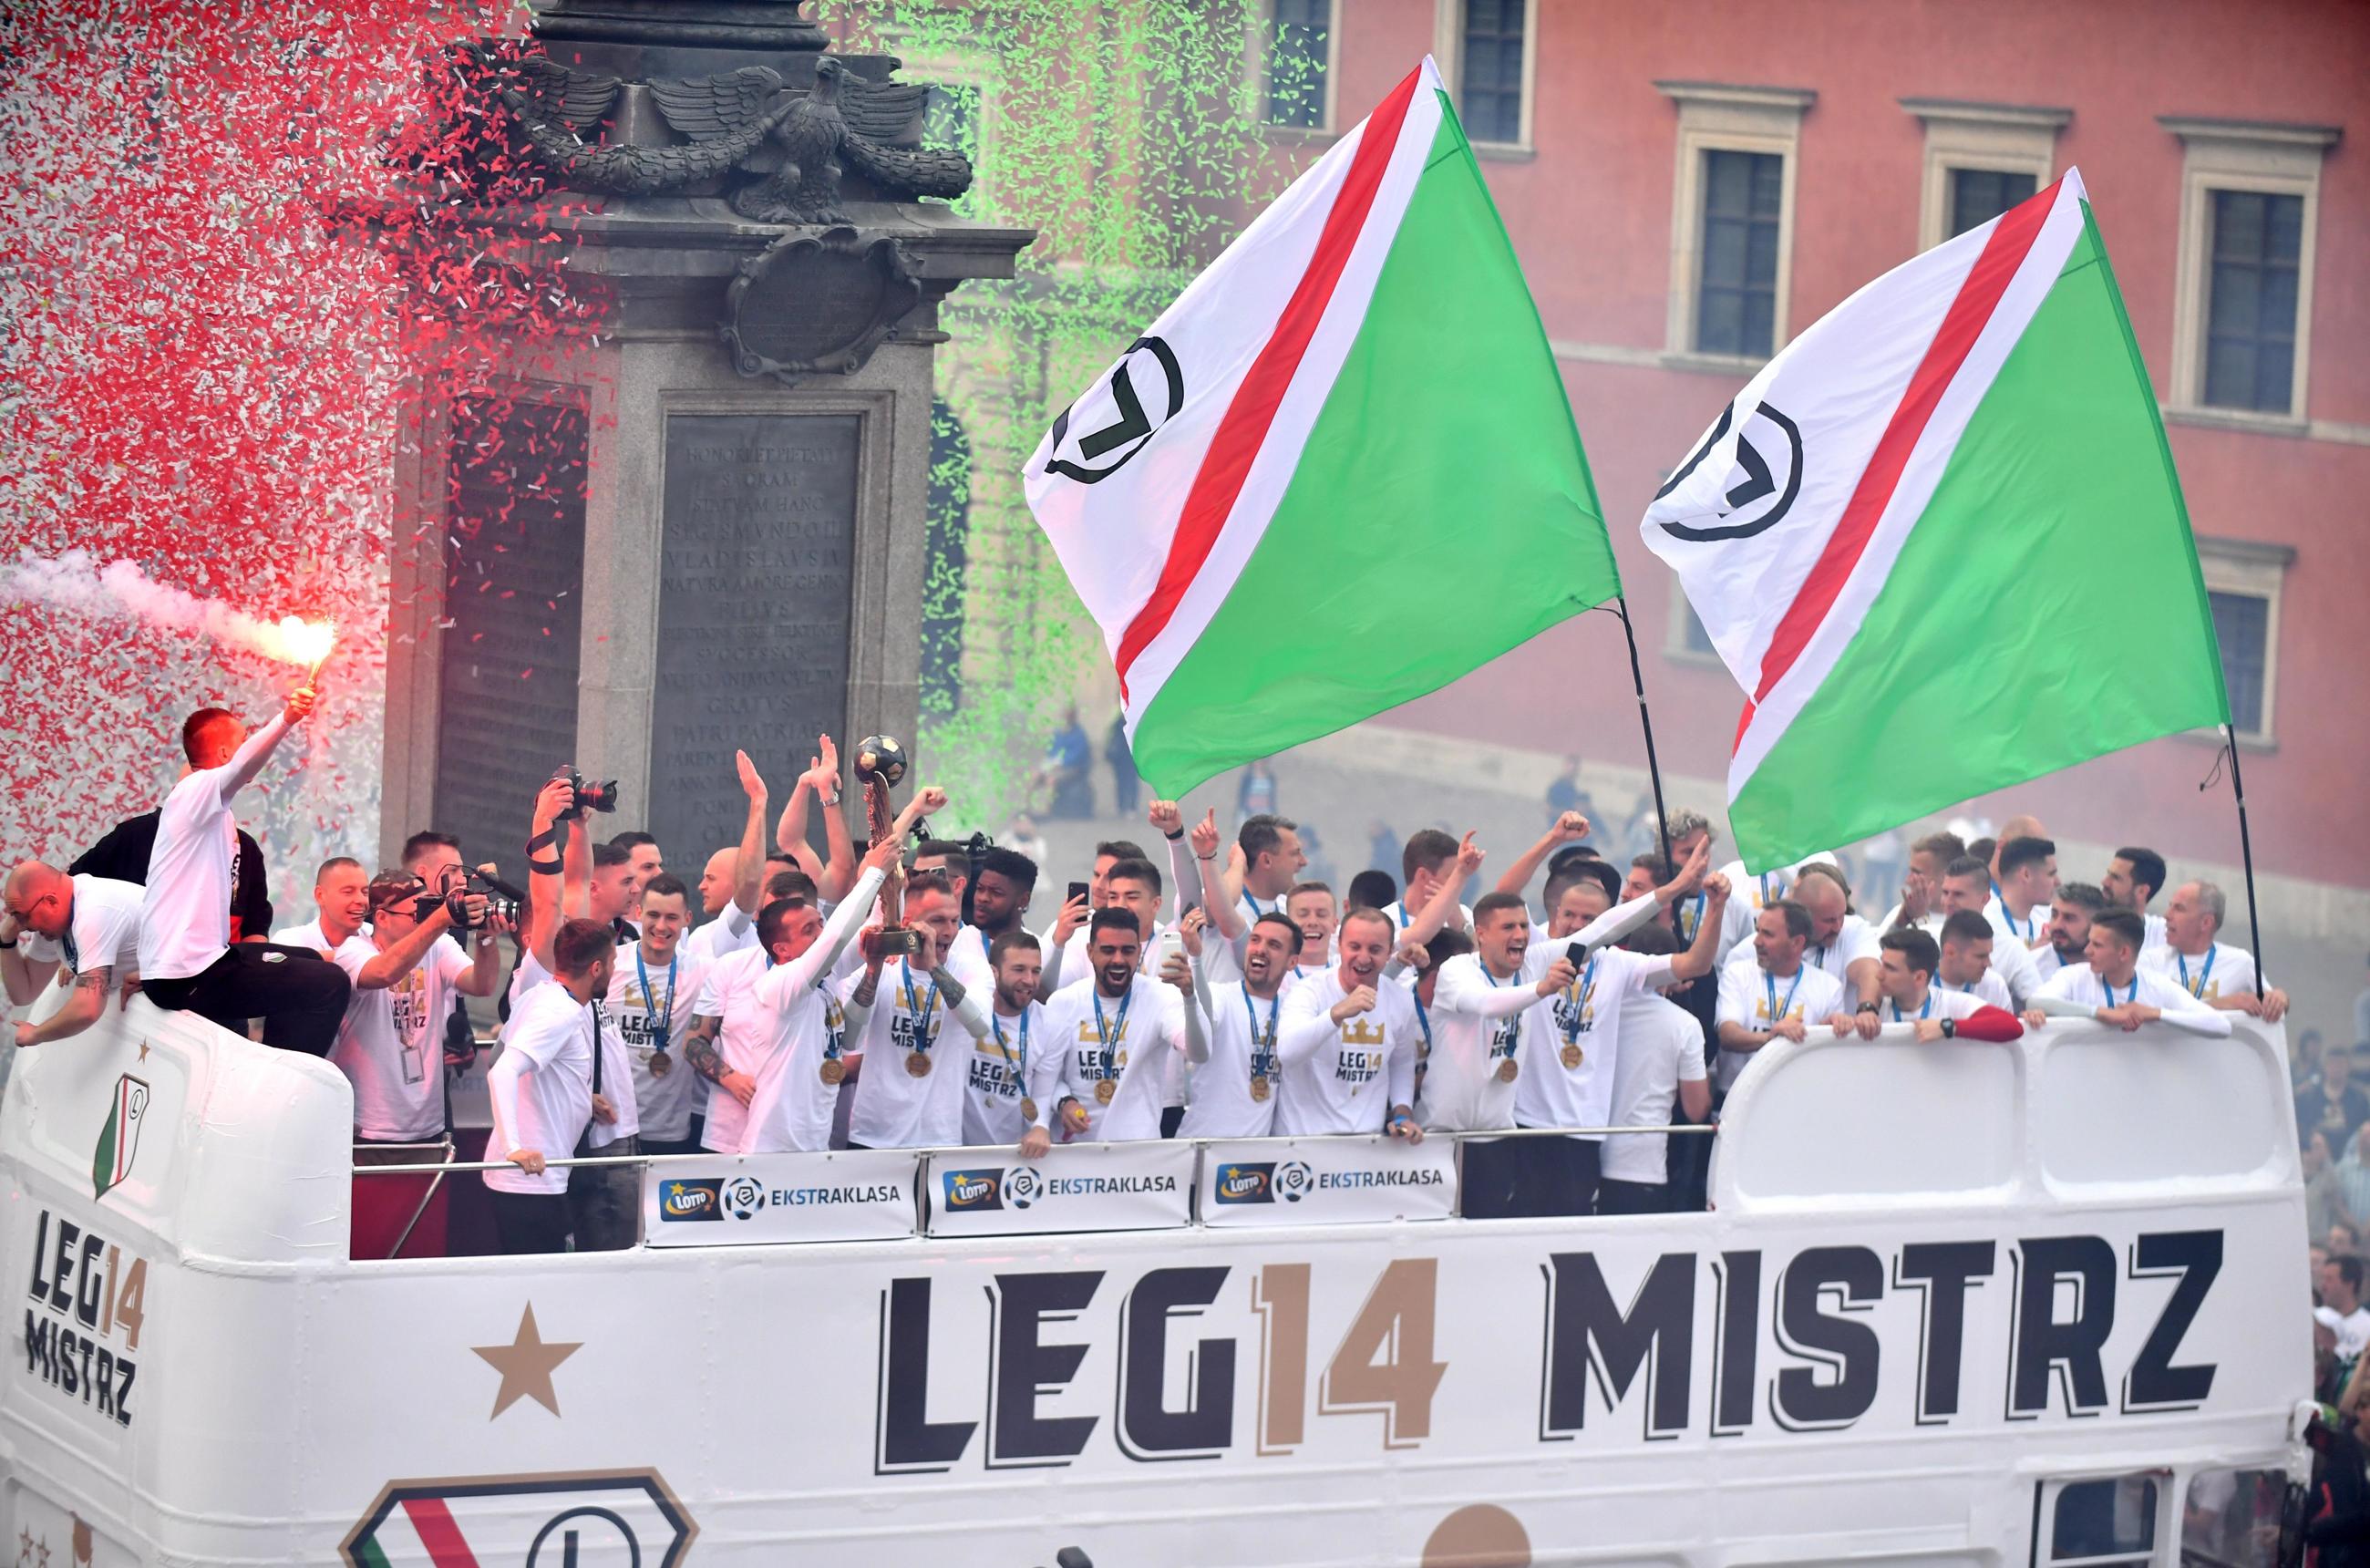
(1470, 140), (1536, 162)
(1659, 349), (1767, 377)
(1260, 123), (1339, 145)
(2177, 725), (2277, 755)
(2163, 404), (2310, 438)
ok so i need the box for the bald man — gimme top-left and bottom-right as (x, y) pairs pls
(2, 861), (145, 1047)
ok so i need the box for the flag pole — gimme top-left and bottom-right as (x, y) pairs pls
(2220, 725), (2267, 983)
(1610, 596), (1679, 890)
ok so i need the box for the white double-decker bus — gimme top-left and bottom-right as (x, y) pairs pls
(0, 998), (2305, 1566)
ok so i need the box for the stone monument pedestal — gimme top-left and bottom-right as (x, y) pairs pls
(377, 2), (1031, 876)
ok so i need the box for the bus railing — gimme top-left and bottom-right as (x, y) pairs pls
(345, 1122), (1725, 1250)
(350, 1121), (1717, 1178)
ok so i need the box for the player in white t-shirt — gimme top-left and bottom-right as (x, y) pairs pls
(843, 872), (994, 1150)
(311, 861), (502, 1144)
(1932, 908), (2018, 1012)
(2143, 879), (2289, 1021)
(1502, 856), (1729, 1218)
(956, 931), (1050, 1148)
(1940, 859), (2040, 1006)
(1873, 830), (1963, 940)
(2035, 882), (2106, 985)
(2099, 846), (2170, 954)
(605, 874), (710, 1154)
(1380, 829), (1474, 940)
(1786, 862), (1883, 1032)
(1716, 900), (1853, 1097)
(137, 690), (350, 1053)
(1598, 964), (1710, 1215)
(1034, 909), (1200, 1145)
(1420, 893), (1578, 1139)
(2, 861), (145, 1047)
(1176, 912), (1304, 1142)
(484, 918), (616, 1253)
(1275, 908), (1427, 1142)
(2027, 908), (2232, 1037)
(1870, 927), (2012, 1039)
(1983, 833), (2058, 960)
(736, 848), (893, 1154)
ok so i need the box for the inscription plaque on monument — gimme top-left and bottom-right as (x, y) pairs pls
(432, 397), (588, 891)
(649, 413), (860, 861)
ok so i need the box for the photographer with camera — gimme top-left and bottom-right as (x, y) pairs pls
(296, 858), (506, 1144)
(486, 917), (616, 1255)
(138, 690), (349, 1054)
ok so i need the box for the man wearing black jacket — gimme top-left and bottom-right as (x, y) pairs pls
(73, 810), (273, 944)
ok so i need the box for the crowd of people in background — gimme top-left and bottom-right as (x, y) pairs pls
(0, 687), (2303, 1263)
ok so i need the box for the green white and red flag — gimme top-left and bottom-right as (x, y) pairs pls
(1024, 57), (1617, 794)
(1644, 170), (2230, 871)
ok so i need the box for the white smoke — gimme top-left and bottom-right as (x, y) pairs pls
(0, 550), (333, 666)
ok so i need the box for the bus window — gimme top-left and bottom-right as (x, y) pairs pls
(2179, 1467), (2283, 1568)
(2036, 1474), (2159, 1565)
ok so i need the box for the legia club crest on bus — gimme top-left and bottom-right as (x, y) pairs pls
(92, 1074), (149, 1201)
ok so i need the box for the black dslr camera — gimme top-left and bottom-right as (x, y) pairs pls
(553, 765), (619, 820)
(405, 865), (526, 931)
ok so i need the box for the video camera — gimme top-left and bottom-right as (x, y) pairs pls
(553, 765), (619, 821)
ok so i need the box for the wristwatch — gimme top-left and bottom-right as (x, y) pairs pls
(1856, 1000), (1881, 1016)
(1940, 1017), (1956, 1038)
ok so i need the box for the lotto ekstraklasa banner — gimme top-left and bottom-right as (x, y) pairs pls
(643, 1148), (919, 1246)
(926, 1139), (1196, 1238)
(1199, 1133), (1456, 1227)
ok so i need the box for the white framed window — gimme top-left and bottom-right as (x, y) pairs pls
(1433, 0), (1538, 155)
(1255, 0), (1340, 135)
(2162, 115), (2340, 427)
(1899, 98), (2068, 251)
(2194, 536), (2292, 745)
(1654, 81), (1815, 366)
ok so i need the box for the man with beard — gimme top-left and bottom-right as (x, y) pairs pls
(1036, 908), (1200, 1143)
(2037, 882), (2106, 984)
(2027, 908), (2231, 1036)
(1176, 912), (1303, 1141)
(965, 931), (1047, 1148)
(958, 846), (1040, 988)
(1422, 892), (1578, 1216)
(1716, 901), (1852, 1098)
(842, 871), (992, 1150)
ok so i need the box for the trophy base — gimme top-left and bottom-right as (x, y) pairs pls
(861, 925), (922, 963)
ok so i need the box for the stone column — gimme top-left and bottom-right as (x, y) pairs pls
(377, 2), (1032, 876)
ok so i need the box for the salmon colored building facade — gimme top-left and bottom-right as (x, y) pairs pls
(1253, 0), (2366, 923)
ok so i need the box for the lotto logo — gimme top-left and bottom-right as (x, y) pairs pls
(658, 1180), (723, 1222)
(941, 1170), (1005, 1212)
(1213, 1163), (1276, 1204)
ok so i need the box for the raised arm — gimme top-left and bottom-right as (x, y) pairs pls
(1148, 799), (1196, 923)
(1187, 810), (1241, 940)
(809, 737), (855, 903)
(520, 777), (573, 977)
(356, 901), (463, 990)
(1665, 873), (1732, 985)
(1493, 810), (1590, 901)
(725, 749), (771, 913)
(1403, 832), (1483, 947)
(0, 923), (56, 1007)
(212, 690), (312, 805)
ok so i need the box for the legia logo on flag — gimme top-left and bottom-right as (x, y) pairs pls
(92, 1073), (149, 1202)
